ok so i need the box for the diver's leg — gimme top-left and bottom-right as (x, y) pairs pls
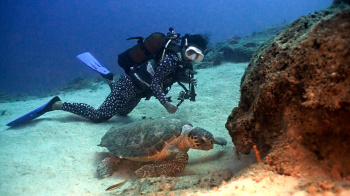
(60, 76), (141, 122)
(108, 75), (142, 116)
(60, 101), (114, 123)
(116, 97), (141, 116)
(60, 86), (121, 123)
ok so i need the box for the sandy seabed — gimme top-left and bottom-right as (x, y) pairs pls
(1, 63), (349, 196)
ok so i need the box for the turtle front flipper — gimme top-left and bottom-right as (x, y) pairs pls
(97, 154), (121, 178)
(135, 152), (189, 177)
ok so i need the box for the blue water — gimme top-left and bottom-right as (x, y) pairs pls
(0, 0), (332, 95)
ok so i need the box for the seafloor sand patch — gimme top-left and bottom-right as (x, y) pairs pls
(2, 62), (349, 195)
(0, 63), (257, 195)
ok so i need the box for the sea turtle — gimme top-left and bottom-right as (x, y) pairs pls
(97, 118), (227, 179)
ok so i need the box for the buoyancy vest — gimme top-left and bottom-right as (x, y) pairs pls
(129, 60), (158, 90)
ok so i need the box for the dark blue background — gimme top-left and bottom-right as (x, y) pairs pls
(0, 0), (332, 95)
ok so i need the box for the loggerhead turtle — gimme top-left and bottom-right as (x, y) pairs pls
(97, 118), (227, 180)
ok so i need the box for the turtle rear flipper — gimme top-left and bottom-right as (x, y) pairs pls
(135, 152), (189, 177)
(97, 154), (121, 178)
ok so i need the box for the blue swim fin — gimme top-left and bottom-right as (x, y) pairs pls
(6, 96), (61, 127)
(77, 52), (114, 80)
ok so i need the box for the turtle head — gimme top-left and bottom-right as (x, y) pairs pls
(186, 126), (214, 150)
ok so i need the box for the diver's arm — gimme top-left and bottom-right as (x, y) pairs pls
(151, 54), (178, 113)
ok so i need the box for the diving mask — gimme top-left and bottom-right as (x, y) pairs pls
(185, 46), (204, 62)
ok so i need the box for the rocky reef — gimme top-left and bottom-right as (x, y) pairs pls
(226, 0), (350, 181)
(198, 25), (286, 69)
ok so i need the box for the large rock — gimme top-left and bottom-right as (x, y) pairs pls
(226, 2), (350, 179)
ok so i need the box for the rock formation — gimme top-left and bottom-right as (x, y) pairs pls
(198, 26), (285, 69)
(226, 1), (350, 180)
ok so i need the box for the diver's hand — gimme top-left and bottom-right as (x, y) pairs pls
(162, 102), (177, 114)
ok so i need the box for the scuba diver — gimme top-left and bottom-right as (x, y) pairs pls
(7, 29), (208, 126)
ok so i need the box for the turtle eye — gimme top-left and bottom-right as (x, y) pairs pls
(192, 136), (212, 149)
(192, 136), (201, 148)
(188, 127), (214, 149)
(201, 137), (213, 147)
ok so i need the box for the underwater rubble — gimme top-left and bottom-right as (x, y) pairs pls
(119, 169), (233, 195)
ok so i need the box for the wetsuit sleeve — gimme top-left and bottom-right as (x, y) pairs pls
(151, 54), (178, 104)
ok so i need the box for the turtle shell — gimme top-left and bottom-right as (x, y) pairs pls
(99, 118), (190, 159)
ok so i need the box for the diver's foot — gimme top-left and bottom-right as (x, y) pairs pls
(46, 96), (62, 111)
(52, 100), (63, 110)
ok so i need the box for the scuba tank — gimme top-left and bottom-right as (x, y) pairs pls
(117, 28), (180, 74)
(118, 33), (165, 74)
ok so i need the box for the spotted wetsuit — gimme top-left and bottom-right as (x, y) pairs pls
(62, 53), (185, 122)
